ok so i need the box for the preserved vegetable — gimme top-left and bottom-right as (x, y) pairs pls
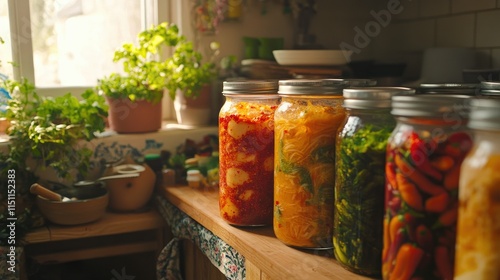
(455, 98), (500, 280)
(274, 88), (345, 248)
(383, 94), (472, 280)
(334, 87), (413, 276)
(219, 81), (279, 226)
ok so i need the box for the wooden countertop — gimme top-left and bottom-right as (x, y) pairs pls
(160, 185), (374, 280)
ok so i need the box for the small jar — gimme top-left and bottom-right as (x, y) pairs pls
(187, 169), (202, 188)
(454, 98), (500, 280)
(383, 94), (472, 280)
(273, 79), (346, 249)
(218, 80), (279, 226)
(333, 87), (414, 276)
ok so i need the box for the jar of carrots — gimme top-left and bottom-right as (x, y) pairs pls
(454, 98), (500, 280)
(383, 94), (472, 280)
(334, 87), (414, 276)
(219, 80), (279, 226)
(273, 79), (346, 249)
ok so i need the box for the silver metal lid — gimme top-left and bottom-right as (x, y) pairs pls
(278, 79), (346, 95)
(222, 80), (279, 95)
(469, 98), (500, 130)
(324, 78), (377, 87)
(343, 87), (415, 109)
(480, 81), (500, 90)
(391, 94), (471, 118)
(417, 83), (479, 95)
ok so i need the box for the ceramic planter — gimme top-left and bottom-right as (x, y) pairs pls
(174, 85), (212, 126)
(106, 97), (162, 133)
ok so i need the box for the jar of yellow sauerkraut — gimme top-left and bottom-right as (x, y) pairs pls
(274, 79), (347, 249)
(219, 80), (279, 226)
(455, 98), (500, 280)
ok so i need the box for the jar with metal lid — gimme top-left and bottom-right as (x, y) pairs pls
(273, 79), (346, 249)
(334, 87), (414, 276)
(454, 98), (500, 280)
(218, 80), (279, 226)
(383, 94), (472, 280)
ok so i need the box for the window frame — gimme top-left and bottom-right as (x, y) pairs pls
(6, 0), (177, 119)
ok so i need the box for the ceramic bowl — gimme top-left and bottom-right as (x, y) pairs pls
(36, 182), (109, 225)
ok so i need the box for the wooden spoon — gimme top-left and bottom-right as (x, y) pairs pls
(30, 183), (72, 202)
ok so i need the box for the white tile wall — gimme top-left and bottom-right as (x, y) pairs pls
(420, 0), (450, 17)
(436, 14), (475, 47)
(452, 0), (496, 13)
(391, 20), (436, 52)
(476, 10), (500, 47)
(394, 0), (419, 20)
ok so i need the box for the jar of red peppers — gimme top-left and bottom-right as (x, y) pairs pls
(454, 98), (500, 280)
(273, 79), (346, 249)
(383, 94), (472, 280)
(334, 87), (414, 276)
(219, 80), (279, 226)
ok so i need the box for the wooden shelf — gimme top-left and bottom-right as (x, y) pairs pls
(23, 208), (166, 265)
(160, 185), (374, 280)
(24, 208), (164, 244)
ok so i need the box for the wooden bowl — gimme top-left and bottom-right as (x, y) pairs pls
(35, 183), (109, 225)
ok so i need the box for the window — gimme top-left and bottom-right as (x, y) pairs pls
(0, 1), (13, 80)
(1, 0), (175, 118)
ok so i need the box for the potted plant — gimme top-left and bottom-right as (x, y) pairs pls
(0, 77), (108, 256)
(99, 22), (217, 130)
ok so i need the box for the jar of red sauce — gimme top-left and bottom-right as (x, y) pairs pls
(273, 79), (347, 249)
(454, 98), (500, 280)
(218, 80), (279, 226)
(383, 94), (472, 280)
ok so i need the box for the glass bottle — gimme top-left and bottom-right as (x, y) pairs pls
(218, 80), (279, 226)
(273, 79), (347, 249)
(383, 94), (472, 280)
(454, 98), (500, 280)
(334, 87), (414, 276)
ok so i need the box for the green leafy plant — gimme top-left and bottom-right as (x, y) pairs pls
(2, 78), (108, 180)
(99, 22), (216, 102)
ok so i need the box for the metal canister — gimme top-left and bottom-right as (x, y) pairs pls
(383, 94), (472, 280)
(273, 79), (347, 249)
(454, 98), (500, 280)
(334, 87), (414, 276)
(218, 80), (279, 226)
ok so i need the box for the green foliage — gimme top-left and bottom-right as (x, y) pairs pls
(99, 22), (216, 102)
(2, 78), (108, 180)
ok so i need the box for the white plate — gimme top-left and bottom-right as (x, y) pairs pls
(273, 50), (351, 66)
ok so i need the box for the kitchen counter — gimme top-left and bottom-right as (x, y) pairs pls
(158, 185), (374, 280)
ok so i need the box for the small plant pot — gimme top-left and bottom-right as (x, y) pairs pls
(107, 97), (162, 133)
(174, 85), (212, 126)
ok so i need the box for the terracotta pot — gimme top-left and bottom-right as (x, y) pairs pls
(106, 97), (162, 133)
(174, 85), (211, 126)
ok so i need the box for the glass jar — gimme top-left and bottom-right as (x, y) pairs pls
(273, 79), (346, 249)
(383, 94), (472, 280)
(218, 80), (279, 226)
(334, 87), (414, 276)
(454, 98), (500, 280)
